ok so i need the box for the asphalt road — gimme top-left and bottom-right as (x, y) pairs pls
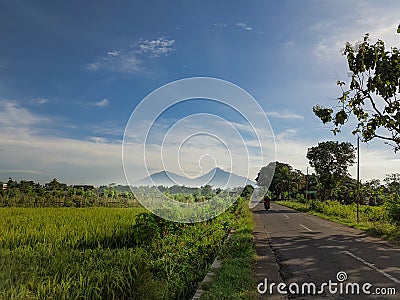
(253, 202), (400, 299)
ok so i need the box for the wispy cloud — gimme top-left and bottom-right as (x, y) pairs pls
(311, 3), (399, 61)
(284, 40), (296, 49)
(87, 136), (109, 144)
(0, 169), (43, 175)
(276, 128), (298, 141)
(214, 22), (227, 27)
(266, 111), (304, 120)
(87, 51), (142, 73)
(132, 37), (175, 57)
(30, 98), (48, 105)
(87, 37), (175, 73)
(0, 100), (49, 128)
(236, 22), (252, 31)
(106, 50), (120, 57)
(95, 98), (109, 107)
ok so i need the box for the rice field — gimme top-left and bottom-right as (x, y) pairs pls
(0, 205), (234, 299)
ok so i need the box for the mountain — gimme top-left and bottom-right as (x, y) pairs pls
(132, 167), (256, 188)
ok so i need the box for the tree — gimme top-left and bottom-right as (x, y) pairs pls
(255, 161), (275, 187)
(200, 184), (213, 196)
(362, 179), (384, 205)
(313, 25), (400, 152)
(240, 184), (254, 198)
(44, 178), (67, 191)
(332, 175), (358, 204)
(289, 168), (306, 199)
(384, 173), (400, 195)
(256, 161), (305, 200)
(6, 177), (19, 189)
(257, 162), (289, 199)
(306, 141), (355, 200)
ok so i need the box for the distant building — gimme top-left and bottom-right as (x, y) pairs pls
(73, 185), (95, 191)
(1, 183), (7, 191)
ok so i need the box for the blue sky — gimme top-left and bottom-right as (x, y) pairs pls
(0, 0), (399, 185)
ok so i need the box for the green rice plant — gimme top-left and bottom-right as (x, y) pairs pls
(0, 198), (240, 299)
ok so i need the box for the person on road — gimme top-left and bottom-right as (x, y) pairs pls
(263, 194), (270, 210)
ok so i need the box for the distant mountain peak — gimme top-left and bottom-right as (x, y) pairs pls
(133, 167), (255, 188)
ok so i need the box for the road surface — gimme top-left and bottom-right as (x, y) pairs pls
(253, 202), (400, 299)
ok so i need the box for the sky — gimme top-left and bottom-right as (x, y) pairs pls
(0, 0), (399, 186)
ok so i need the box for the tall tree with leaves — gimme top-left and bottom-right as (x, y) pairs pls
(313, 25), (400, 152)
(306, 141), (355, 200)
(256, 161), (305, 200)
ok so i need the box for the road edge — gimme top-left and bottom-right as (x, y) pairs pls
(253, 204), (288, 300)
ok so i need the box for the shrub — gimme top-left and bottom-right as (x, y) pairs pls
(384, 193), (400, 224)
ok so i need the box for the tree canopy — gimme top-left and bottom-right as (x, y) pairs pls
(313, 25), (400, 152)
(306, 141), (355, 200)
(256, 161), (305, 200)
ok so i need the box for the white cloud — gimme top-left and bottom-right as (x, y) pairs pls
(236, 22), (252, 31)
(0, 101), (126, 185)
(284, 40), (296, 49)
(0, 169), (43, 175)
(88, 136), (109, 144)
(91, 124), (123, 137)
(274, 137), (399, 181)
(132, 37), (175, 57)
(276, 128), (298, 142)
(311, 3), (399, 61)
(1, 101), (397, 185)
(95, 98), (109, 107)
(106, 50), (120, 56)
(0, 100), (49, 128)
(0, 131), (125, 185)
(214, 22), (227, 27)
(87, 52), (142, 73)
(266, 111), (304, 120)
(87, 37), (175, 73)
(30, 98), (48, 105)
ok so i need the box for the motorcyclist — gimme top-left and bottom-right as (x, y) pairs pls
(263, 194), (271, 210)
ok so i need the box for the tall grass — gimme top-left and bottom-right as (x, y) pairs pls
(0, 202), (238, 299)
(200, 198), (257, 299)
(277, 200), (400, 241)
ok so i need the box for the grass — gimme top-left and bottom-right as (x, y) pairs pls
(276, 200), (400, 242)
(200, 199), (257, 300)
(0, 204), (239, 299)
(0, 207), (146, 250)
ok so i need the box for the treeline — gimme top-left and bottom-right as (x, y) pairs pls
(0, 178), (137, 207)
(0, 178), (234, 207)
(258, 161), (399, 204)
(256, 141), (400, 206)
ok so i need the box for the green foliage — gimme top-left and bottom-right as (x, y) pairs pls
(306, 141), (355, 200)
(200, 196), (257, 300)
(0, 186), (138, 208)
(278, 200), (399, 241)
(257, 161), (305, 200)
(313, 26), (400, 151)
(332, 176), (358, 204)
(384, 173), (400, 194)
(0, 195), (244, 299)
(384, 193), (400, 224)
(240, 184), (254, 199)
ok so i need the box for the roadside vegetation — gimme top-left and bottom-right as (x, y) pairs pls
(256, 155), (399, 243)
(0, 205), (237, 299)
(200, 191), (257, 300)
(0, 177), (252, 299)
(276, 200), (400, 242)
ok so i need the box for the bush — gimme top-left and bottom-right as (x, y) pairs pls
(384, 193), (400, 224)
